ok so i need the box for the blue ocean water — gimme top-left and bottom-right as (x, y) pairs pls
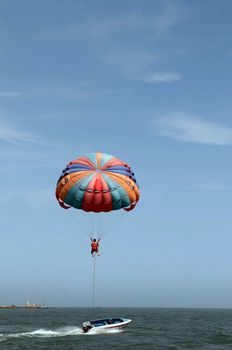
(1, 307), (232, 349)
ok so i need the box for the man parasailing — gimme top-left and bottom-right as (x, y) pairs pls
(90, 238), (101, 257)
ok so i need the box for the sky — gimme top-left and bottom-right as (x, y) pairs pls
(0, 0), (232, 308)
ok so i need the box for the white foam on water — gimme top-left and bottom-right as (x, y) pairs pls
(0, 326), (83, 341)
(0, 334), (6, 343)
(24, 326), (84, 337)
(0, 325), (124, 342)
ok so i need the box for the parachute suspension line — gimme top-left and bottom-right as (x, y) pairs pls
(67, 210), (90, 237)
(92, 254), (96, 307)
(67, 181), (138, 239)
(97, 185), (138, 239)
(97, 214), (101, 239)
(100, 210), (128, 239)
(90, 213), (101, 240)
(92, 214), (96, 238)
(82, 212), (93, 236)
(105, 210), (127, 236)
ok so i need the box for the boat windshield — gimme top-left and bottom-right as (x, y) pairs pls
(90, 319), (110, 327)
(111, 318), (124, 323)
(90, 318), (124, 327)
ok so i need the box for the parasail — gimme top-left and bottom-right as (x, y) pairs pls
(55, 152), (140, 306)
(56, 152), (140, 213)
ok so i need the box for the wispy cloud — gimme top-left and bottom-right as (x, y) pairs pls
(151, 1), (181, 40)
(103, 49), (181, 83)
(143, 72), (182, 83)
(34, 80), (124, 102)
(98, 2), (182, 83)
(0, 91), (22, 98)
(49, 1), (181, 41)
(0, 189), (53, 207)
(93, 2), (179, 40)
(103, 50), (158, 80)
(97, 2), (182, 84)
(0, 118), (38, 144)
(44, 2), (183, 84)
(151, 112), (232, 145)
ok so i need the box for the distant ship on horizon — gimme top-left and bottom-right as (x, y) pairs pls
(25, 301), (48, 309)
(0, 305), (16, 309)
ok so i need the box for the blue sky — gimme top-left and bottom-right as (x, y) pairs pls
(0, 0), (232, 308)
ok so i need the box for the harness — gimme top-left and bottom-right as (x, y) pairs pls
(91, 242), (98, 250)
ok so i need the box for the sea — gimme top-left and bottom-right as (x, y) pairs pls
(0, 307), (232, 350)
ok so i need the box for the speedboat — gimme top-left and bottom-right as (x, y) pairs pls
(82, 318), (132, 333)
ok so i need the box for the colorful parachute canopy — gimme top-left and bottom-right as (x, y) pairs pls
(56, 152), (140, 213)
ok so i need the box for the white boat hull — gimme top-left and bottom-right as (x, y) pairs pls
(93, 319), (131, 331)
(82, 318), (131, 333)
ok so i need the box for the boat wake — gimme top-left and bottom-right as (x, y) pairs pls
(0, 326), (123, 342)
(0, 327), (82, 342)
